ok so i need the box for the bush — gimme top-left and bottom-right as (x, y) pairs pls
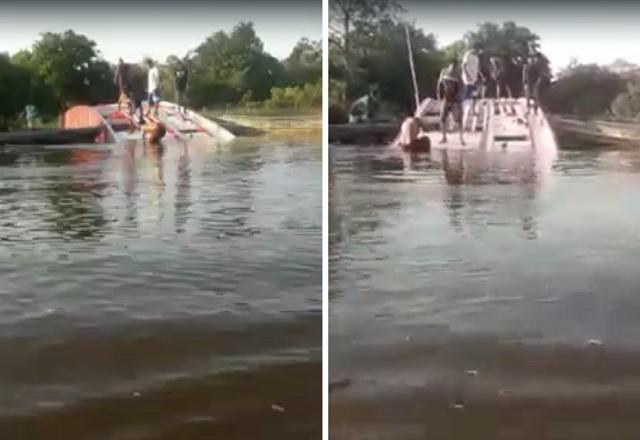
(263, 81), (321, 109)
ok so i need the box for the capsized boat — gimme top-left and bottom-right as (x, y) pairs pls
(62, 101), (236, 145)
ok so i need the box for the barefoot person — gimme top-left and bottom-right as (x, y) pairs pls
(114, 58), (131, 112)
(123, 63), (147, 125)
(523, 52), (551, 114)
(437, 60), (465, 145)
(173, 59), (189, 116)
(461, 47), (480, 131)
(145, 58), (161, 118)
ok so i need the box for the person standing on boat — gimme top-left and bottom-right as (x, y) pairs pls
(461, 48), (480, 132)
(173, 60), (189, 116)
(145, 58), (161, 118)
(437, 60), (465, 145)
(126, 64), (147, 125)
(114, 58), (131, 112)
(523, 52), (551, 114)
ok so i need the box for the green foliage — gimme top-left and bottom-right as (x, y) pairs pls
(465, 21), (540, 61)
(329, 13), (553, 117)
(0, 54), (32, 129)
(330, 1), (444, 113)
(0, 24), (318, 128)
(189, 22), (280, 103)
(283, 38), (322, 86)
(443, 40), (467, 63)
(264, 81), (322, 109)
(547, 64), (625, 116)
(27, 30), (115, 110)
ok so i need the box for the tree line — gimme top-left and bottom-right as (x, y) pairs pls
(0, 22), (321, 130)
(329, 0), (640, 122)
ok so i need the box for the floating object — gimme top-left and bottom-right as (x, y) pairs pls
(271, 404), (285, 413)
(586, 339), (604, 347)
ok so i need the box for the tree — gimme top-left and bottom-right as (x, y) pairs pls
(24, 30), (115, 111)
(547, 64), (625, 116)
(442, 40), (467, 63)
(342, 19), (441, 111)
(330, 0), (402, 99)
(284, 38), (322, 86)
(0, 54), (32, 129)
(465, 21), (540, 62)
(189, 22), (284, 105)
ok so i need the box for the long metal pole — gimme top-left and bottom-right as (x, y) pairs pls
(405, 24), (420, 111)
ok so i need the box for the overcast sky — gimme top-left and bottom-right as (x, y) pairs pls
(0, 0), (321, 63)
(402, 0), (640, 73)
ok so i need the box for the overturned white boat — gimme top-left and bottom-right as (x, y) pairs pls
(62, 101), (236, 146)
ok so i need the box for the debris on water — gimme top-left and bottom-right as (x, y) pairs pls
(217, 232), (226, 239)
(586, 339), (604, 347)
(132, 391), (141, 397)
(466, 370), (479, 377)
(451, 400), (465, 410)
(405, 335), (412, 341)
(271, 404), (285, 413)
(329, 378), (353, 393)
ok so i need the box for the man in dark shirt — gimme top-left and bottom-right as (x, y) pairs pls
(523, 52), (551, 113)
(437, 60), (465, 145)
(124, 63), (147, 125)
(174, 60), (189, 116)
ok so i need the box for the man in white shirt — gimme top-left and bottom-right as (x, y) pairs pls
(145, 58), (160, 118)
(461, 48), (480, 131)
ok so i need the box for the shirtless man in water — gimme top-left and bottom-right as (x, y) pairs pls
(437, 60), (465, 145)
(392, 113), (431, 153)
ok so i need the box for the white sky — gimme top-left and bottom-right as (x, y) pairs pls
(406, 2), (640, 74)
(0, 3), (321, 63)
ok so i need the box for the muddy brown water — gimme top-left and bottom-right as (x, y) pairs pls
(0, 135), (321, 439)
(330, 141), (640, 439)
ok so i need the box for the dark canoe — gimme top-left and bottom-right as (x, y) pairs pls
(549, 115), (640, 147)
(0, 127), (103, 146)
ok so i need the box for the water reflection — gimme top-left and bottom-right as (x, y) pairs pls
(330, 142), (640, 439)
(0, 136), (321, 437)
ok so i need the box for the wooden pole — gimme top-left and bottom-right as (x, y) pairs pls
(405, 24), (420, 112)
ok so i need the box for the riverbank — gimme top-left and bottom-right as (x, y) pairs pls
(2, 361), (321, 440)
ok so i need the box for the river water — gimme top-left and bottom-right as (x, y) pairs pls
(330, 141), (640, 439)
(0, 136), (321, 439)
